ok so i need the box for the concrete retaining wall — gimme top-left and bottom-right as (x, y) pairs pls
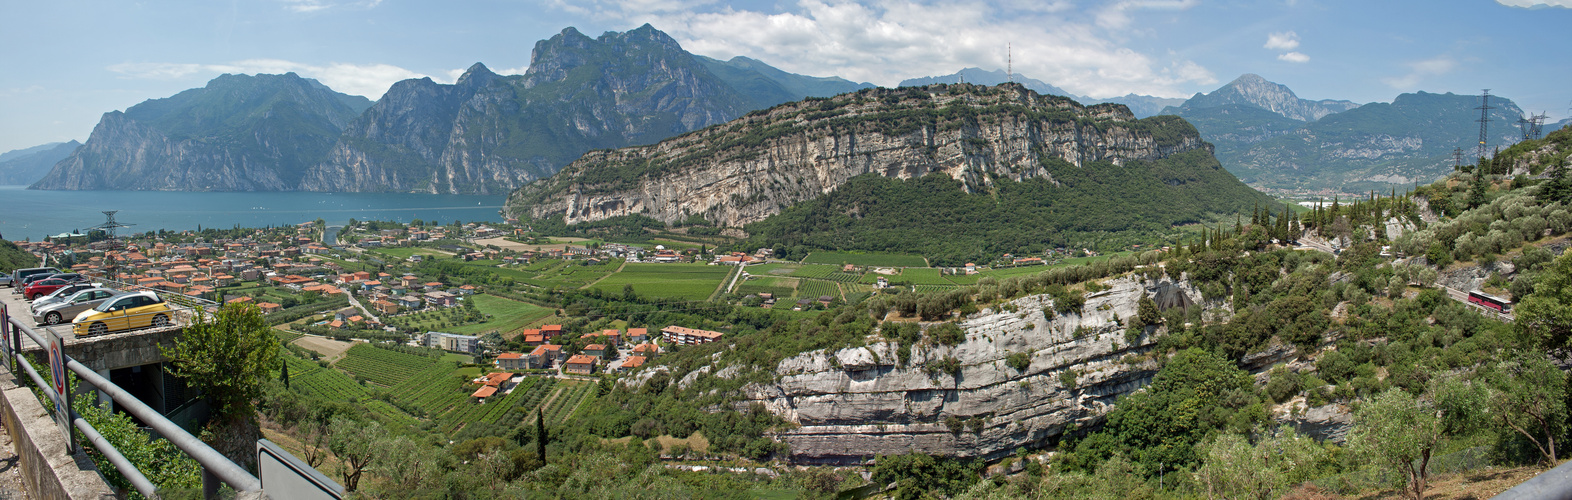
(0, 365), (116, 499)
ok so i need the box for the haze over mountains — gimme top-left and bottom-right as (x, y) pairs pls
(0, 141), (79, 185)
(30, 25), (873, 194)
(11, 23), (1550, 201)
(1161, 74), (1528, 194)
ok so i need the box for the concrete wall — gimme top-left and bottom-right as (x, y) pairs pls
(0, 365), (116, 499)
(22, 326), (180, 373)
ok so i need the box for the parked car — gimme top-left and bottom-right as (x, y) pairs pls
(34, 289), (121, 325)
(0, 274), (10, 287)
(72, 291), (172, 336)
(10, 267), (61, 292)
(30, 283), (108, 310)
(25, 278), (79, 300)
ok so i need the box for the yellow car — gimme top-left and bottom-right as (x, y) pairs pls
(72, 291), (173, 336)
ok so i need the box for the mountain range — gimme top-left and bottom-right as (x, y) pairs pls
(898, 68), (1184, 118)
(33, 73), (372, 191)
(0, 141), (79, 185)
(35, 25), (872, 194)
(1160, 74), (1527, 194)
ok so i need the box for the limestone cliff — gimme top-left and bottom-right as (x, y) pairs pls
(740, 277), (1210, 463)
(299, 25), (758, 194)
(32, 73), (370, 191)
(507, 84), (1213, 227)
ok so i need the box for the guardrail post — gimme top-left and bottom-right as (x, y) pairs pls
(1, 305), (11, 370)
(203, 466), (221, 499)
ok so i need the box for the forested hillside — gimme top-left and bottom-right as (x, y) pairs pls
(0, 239), (38, 272)
(740, 148), (1272, 266)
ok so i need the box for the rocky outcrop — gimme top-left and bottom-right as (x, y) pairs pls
(740, 277), (1212, 463)
(33, 73), (370, 191)
(300, 25), (758, 194)
(508, 84), (1212, 227)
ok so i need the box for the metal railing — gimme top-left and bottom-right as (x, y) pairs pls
(1492, 459), (1572, 499)
(0, 306), (261, 499)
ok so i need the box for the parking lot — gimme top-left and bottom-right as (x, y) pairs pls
(0, 283), (194, 346)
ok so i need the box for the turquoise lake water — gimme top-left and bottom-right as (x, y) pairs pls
(0, 185), (507, 242)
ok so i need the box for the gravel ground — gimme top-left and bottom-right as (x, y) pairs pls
(0, 423), (29, 499)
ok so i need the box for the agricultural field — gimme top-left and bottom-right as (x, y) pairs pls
(802, 251), (927, 267)
(744, 263), (800, 276)
(442, 294), (553, 336)
(590, 263), (733, 300)
(334, 344), (439, 387)
(370, 246), (457, 260)
(887, 267), (960, 285)
(735, 276), (796, 298)
(785, 264), (842, 279)
(797, 280), (841, 301)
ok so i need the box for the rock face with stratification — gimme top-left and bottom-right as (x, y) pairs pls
(508, 83), (1214, 228)
(737, 277), (1211, 463)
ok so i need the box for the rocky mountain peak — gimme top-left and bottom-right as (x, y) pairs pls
(1166, 73), (1356, 122)
(455, 62), (500, 88)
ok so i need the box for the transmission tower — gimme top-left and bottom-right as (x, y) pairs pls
(1007, 42), (1013, 83)
(88, 211), (134, 282)
(1477, 90), (1493, 161)
(1453, 147), (1465, 171)
(1531, 112), (1549, 140)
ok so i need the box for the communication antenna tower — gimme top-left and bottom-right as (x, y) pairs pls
(88, 211), (134, 282)
(1007, 42), (1013, 83)
(1477, 90), (1493, 160)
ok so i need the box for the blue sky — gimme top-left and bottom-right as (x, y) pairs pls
(2, 0), (1568, 154)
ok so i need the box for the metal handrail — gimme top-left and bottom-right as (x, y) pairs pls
(3, 312), (262, 496)
(8, 340), (158, 498)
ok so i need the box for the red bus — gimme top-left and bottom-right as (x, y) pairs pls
(1468, 291), (1511, 313)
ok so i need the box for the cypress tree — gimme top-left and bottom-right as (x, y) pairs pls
(280, 360), (290, 390)
(536, 409), (547, 462)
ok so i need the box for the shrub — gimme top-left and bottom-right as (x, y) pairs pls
(1006, 352), (1032, 372)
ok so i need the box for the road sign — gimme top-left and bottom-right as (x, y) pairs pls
(47, 329), (73, 450)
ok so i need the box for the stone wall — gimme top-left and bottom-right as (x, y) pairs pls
(0, 365), (116, 499)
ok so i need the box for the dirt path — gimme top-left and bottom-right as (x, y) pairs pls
(580, 261), (627, 290)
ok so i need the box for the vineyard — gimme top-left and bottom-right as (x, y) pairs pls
(822, 272), (863, 283)
(802, 251), (926, 267)
(285, 355), (369, 401)
(797, 280), (841, 301)
(334, 344), (439, 386)
(786, 265), (841, 279)
(545, 381), (598, 425)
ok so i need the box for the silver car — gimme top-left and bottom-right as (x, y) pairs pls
(31, 283), (107, 311)
(34, 288), (121, 325)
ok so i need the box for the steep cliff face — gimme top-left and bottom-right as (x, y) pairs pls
(740, 277), (1209, 463)
(32, 73), (370, 191)
(300, 25), (759, 194)
(508, 84), (1214, 228)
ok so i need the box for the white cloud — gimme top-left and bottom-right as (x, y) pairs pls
(1277, 51), (1310, 63)
(107, 60), (441, 99)
(1264, 31), (1299, 51)
(276, 0), (384, 13)
(1496, 0), (1572, 8)
(555, 0), (1213, 98)
(1380, 56), (1456, 89)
